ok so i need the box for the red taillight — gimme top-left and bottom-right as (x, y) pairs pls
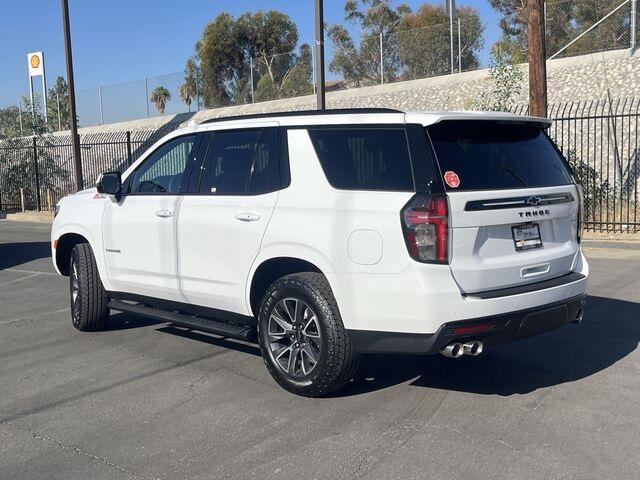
(401, 194), (449, 264)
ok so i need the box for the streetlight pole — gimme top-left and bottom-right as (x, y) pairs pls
(528, 0), (548, 117)
(61, 0), (83, 191)
(314, 0), (326, 110)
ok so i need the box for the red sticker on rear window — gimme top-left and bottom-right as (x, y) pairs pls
(444, 171), (460, 188)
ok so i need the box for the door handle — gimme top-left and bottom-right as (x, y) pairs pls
(154, 209), (175, 218)
(235, 212), (261, 222)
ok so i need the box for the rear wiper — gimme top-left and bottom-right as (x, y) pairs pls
(501, 161), (527, 187)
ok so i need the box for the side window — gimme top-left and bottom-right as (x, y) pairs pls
(308, 127), (414, 191)
(128, 135), (196, 194)
(199, 128), (280, 195)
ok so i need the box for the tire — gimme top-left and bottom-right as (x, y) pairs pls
(257, 272), (359, 397)
(70, 243), (109, 331)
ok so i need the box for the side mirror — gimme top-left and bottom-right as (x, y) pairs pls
(96, 171), (122, 196)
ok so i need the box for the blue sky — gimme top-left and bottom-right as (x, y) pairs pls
(0, 0), (502, 109)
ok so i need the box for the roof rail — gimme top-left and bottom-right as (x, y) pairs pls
(200, 108), (403, 125)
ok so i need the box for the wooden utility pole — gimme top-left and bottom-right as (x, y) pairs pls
(61, 0), (84, 191)
(528, 0), (548, 117)
(314, 0), (326, 110)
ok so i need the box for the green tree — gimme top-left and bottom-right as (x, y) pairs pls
(0, 98), (70, 209)
(46, 76), (70, 131)
(328, 0), (412, 87)
(397, 4), (484, 78)
(473, 52), (524, 111)
(150, 86), (171, 115)
(254, 43), (313, 102)
(194, 10), (304, 107)
(0, 106), (23, 138)
(179, 58), (200, 111)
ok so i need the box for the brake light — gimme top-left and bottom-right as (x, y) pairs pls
(576, 184), (584, 243)
(401, 194), (448, 263)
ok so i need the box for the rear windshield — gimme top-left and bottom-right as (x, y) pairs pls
(308, 127), (414, 191)
(428, 121), (573, 190)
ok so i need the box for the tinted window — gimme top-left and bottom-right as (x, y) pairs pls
(428, 121), (573, 191)
(199, 128), (280, 195)
(308, 128), (414, 191)
(129, 135), (196, 194)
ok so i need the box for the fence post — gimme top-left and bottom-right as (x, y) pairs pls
(449, 0), (455, 75)
(32, 136), (41, 212)
(98, 85), (104, 125)
(0, 191), (3, 212)
(126, 130), (133, 167)
(20, 188), (25, 213)
(632, 0), (637, 49)
(311, 46), (317, 95)
(195, 68), (201, 111)
(458, 18), (462, 73)
(380, 33), (384, 85)
(56, 91), (62, 131)
(145, 77), (150, 118)
(47, 188), (52, 212)
(249, 57), (255, 103)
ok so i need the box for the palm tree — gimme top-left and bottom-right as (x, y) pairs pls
(150, 86), (171, 115)
(179, 83), (194, 112)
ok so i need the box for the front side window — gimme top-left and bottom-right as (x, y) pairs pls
(308, 127), (414, 191)
(128, 135), (196, 194)
(199, 128), (279, 195)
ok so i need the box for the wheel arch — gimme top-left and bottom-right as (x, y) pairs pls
(248, 256), (337, 317)
(55, 232), (92, 276)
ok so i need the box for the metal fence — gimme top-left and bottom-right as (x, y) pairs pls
(1, 98), (638, 233)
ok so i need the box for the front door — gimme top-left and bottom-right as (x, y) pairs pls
(103, 133), (201, 301)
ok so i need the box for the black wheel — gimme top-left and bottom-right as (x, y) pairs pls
(70, 243), (109, 331)
(257, 272), (359, 397)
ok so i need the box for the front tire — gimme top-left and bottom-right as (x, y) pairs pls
(257, 272), (359, 397)
(70, 243), (109, 331)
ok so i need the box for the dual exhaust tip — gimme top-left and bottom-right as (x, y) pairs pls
(441, 341), (484, 358)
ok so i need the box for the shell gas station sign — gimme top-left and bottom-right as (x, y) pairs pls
(26, 51), (47, 117)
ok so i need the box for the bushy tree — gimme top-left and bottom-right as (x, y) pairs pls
(254, 44), (313, 102)
(194, 10), (311, 107)
(0, 98), (70, 209)
(328, 1), (484, 86)
(0, 106), (23, 138)
(473, 52), (524, 111)
(179, 58), (200, 111)
(328, 0), (412, 87)
(398, 4), (484, 78)
(46, 76), (70, 131)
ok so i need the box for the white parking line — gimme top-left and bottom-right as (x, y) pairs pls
(0, 273), (42, 287)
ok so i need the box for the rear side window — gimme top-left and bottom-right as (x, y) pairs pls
(199, 128), (280, 195)
(308, 127), (414, 191)
(428, 121), (573, 191)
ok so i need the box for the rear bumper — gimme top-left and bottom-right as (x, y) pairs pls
(349, 294), (586, 354)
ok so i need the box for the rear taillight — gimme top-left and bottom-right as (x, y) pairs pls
(576, 184), (584, 243)
(401, 194), (449, 264)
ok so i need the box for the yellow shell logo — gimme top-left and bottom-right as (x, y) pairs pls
(30, 55), (40, 69)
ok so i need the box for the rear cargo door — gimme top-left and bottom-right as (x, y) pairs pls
(428, 120), (579, 294)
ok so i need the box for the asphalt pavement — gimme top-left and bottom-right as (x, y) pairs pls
(1, 221), (639, 480)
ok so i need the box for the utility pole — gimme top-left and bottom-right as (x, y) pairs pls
(528, 0), (548, 117)
(314, 0), (326, 110)
(61, 0), (83, 191)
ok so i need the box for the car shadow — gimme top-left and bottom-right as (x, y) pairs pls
(156, 325), (262, 357)
(0, 241), (51, 270)
(105, 311), (164, 331)
(333, 295), (640, 397)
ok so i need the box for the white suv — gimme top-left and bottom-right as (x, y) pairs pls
(51, 108), (588, 396)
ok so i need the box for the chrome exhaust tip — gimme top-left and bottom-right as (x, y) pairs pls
(462, 341), (484, 357)
(441, 342), (464, 358)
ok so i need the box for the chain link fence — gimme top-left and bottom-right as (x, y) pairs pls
(2, 1), (638, 130)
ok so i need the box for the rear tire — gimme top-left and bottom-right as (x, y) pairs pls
(257, 272), (359, 397)
(70, 243), (109, 331)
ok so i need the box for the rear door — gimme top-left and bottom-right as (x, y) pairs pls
(177, 124), (282, 315)
(427, 120), (579, 294)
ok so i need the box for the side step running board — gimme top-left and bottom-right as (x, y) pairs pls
(107, 299), (256, 341)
